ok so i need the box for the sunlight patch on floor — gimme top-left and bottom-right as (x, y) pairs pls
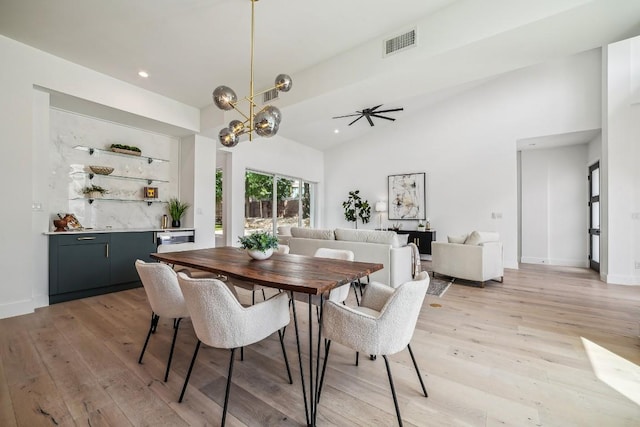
(582, 337), (640, 406)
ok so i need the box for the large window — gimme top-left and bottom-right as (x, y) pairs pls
(244, 170), (315, 235)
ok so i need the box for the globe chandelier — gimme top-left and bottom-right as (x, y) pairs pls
(213, 0), (293, 147)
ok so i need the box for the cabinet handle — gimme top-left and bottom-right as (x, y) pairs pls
(416, 238), (420, 246)
(77, 236), (96, 241)
(105, 243), (109, 258)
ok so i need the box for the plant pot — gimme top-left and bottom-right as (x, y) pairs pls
(171, 219), (181, 228)
(247, 248), (273, 260)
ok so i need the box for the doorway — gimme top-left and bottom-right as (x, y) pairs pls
(588, 161), (600, 272)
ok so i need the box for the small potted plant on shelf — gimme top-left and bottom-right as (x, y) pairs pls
(238, 231), (279, 260)
(168, 197), (190, 228)
(82, 184), (108, 199)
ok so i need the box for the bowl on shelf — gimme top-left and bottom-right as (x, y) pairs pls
(89, 165), (114, 175)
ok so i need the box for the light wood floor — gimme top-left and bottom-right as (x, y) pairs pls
(1, 264), (639, 426)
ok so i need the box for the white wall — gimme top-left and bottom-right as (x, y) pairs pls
(521, 145), (589, 267)
(324, 49), (603, 270)
(603, 36), (640, 285)
(179, 134), (217, 250)
(221, 135), (324, 247)
(0, 35), (200, 319)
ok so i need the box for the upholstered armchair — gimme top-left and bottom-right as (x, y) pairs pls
(431, 231), (504, 286)
(319, 272), (430, 426)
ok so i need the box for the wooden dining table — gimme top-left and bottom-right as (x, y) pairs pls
(150, 246), (383, 426)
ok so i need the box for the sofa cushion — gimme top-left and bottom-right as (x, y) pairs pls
(447, 234), (467, 244)
(335, 228), (401, 247)
(464, 231), (500, 245)
(290, 227), (335, 240)
(396, 233), (410, 246)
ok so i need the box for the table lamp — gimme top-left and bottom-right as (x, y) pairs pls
(375, 201), (387, 230)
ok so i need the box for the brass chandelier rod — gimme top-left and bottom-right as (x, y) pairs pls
(212, 0), (293, 147)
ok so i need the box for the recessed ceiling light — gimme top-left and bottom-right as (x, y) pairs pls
(138, 71), (149, 78)
(334, 129), (340, 134)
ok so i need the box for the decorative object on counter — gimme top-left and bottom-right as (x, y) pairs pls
(375, 201), (387, 230)
(342, 190), (371, 229)
(82, 184), (108, 199)
(168, 197), (190, 228)
(426, 218), (431, 230)
(388, 222), (402, 232)
(88, 165), (114, 175)
(213, 0), (292, 147)
(110, 143), (142, 156)
(60, 213), (83, 230)
(388, 172), (426, 220)
(238, 231), (279, 260)
(161, 214), (169, 229)
(144, 186), (159, 199)
(53, 218), (67, 232)
(417, 220), (425, 231)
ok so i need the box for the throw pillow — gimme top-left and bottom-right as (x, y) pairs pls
(396, 233), (410, 246)
(334, 228), (399, 247)
(464, 231), (500, 245)
(447, 234), (467, 244)
(277, 225), (292, 236)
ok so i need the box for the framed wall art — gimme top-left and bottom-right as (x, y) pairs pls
(388, 172), (426, 220)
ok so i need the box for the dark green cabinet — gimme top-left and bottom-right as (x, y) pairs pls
(49, 232), (156, 303)
(110, 232), (156, 284)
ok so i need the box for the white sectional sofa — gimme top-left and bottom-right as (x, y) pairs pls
(285, 227), (414, 287)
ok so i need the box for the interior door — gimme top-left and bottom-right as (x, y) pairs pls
(588, 162), (600, 272)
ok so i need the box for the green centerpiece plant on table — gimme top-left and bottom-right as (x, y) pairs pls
(238, 231), (279, 260)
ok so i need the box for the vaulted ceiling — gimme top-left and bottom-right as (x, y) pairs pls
(2, 0), (640, 150)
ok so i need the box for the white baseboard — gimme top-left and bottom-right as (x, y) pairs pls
(520, 257), (589, 268)
(602, 273), (640, 286)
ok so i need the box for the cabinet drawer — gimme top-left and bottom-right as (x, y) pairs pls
(54, 233), (110, 246)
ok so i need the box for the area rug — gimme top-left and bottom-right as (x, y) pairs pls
(426, 274), (453, 297)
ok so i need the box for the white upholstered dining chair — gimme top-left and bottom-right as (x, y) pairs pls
(293, 247), (356, 307)
(135, 259), (190, 382)
(319, 271), (430, 426)
(176, 272), (292, 426)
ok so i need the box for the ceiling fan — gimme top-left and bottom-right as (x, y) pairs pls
(332, 104), (404, 127)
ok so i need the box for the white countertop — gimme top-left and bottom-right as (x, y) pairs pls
(44, 227), (195, 235)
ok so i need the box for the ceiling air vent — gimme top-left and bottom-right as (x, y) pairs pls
(262, 88), (279, 104)
(383, 28), (417, 57)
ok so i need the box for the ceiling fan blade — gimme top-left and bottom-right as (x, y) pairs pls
(370, 114), (397, 122)
(366, 115), (375, 126)
(375, 107), (404, 114)
(332, 113), (362, 119)
(369, 104), (384, 113)
(348, 115), (365, 126)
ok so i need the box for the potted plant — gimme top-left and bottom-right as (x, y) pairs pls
(110, 143), (142, 156)
(238, 231), (279, 260)
(82, 184), (108, 199)
(342, 190), (371, 229)
(168, 197), (190, 228)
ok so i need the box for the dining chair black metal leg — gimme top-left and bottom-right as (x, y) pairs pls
(240, 347), (244, 361)
(252, 291), (256, 305)
(382, 355), (403, 427)
(221, 348), (237, 427)
(289, 292), (310, 426)
(407, 343), (428, 397)
(278, 329), (293, 384)
(317, 339), (331, 402)
(138, 313), (159, 364)
(355, 351), (359, 366)
(352, 282), (360, 305)
(164, 317), (182, 382)
(179, 340), (202, 403)
(261, 288), (266, 301)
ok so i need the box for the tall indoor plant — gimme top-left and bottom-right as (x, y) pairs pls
(342, 190), (371, 229)
(168, 197), (190, 228)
